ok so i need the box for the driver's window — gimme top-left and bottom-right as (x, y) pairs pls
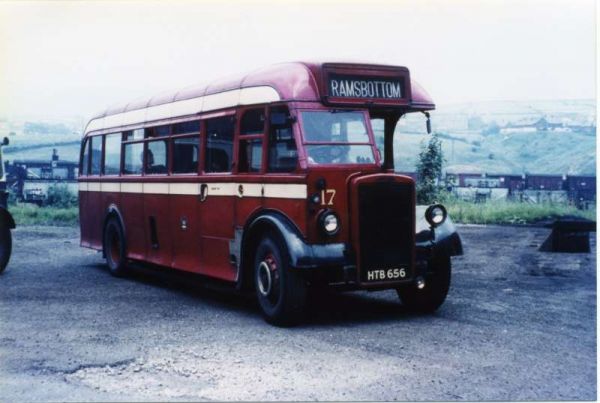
(268, 107), (297, 172)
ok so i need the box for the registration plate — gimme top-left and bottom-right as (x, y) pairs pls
(365, 267), (409, 282)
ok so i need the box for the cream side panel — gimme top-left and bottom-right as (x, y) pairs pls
(206, 182), (237, 196)
(121, 183), (144, 193)
(170, 97), (204, 118)
(263, 184), (307, 199)
(144, 102), (173, 122)
(87, 183), (101, 192)
(239, 86), (280, 105)
(85, 86), (282, 134)
(169, 183), (200, 195)
(143, 183), (170, 194)
(239, 183), (263, 197)
(100, 182), (120, 192)
(201, 89), (241, 112)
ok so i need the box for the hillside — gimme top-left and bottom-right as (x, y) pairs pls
(0, 99), (596, 175)
(393, 99), (596, 175)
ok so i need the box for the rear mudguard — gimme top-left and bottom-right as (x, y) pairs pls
(0, 207), (15, 229)
(415, 205), (463, 259)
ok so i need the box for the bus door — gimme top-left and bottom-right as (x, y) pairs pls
(121, 130), (147, 260)
(168, 121), (202, 273)
(234, 107), (268, 275)
(141, 129), (172, 267)
(198, 115), (237, 281)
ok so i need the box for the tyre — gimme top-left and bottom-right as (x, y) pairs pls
(396, 256), (451, 313)
(0, 224), (12, 274)
(103, 217), (128, 277)
(254, 233), (307, 326)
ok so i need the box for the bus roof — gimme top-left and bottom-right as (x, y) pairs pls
(85, 61), (435, 135)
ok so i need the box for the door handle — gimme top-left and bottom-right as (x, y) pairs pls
(199, 183), (208, 202)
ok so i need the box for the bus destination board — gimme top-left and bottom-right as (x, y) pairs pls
(328, 74), (404, 100)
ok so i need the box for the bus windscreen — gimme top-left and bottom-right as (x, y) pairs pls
(301, 111), (375, 165)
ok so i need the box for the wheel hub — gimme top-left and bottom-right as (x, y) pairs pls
(257, 261), (272, 297)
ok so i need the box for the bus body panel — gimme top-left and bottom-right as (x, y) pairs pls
(143, 193), (172, 267)
(169, 193), (202, 273)
(120, 191), (146, 261)
(198, 188), (236, 281)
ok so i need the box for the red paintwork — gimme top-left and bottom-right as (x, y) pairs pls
(80, 61), (435, 286)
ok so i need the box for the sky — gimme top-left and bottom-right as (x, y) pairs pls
(0, 0), (596, 121)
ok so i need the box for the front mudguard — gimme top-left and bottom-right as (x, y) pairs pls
(415, 205), (463, 261)
(245, 211), (348, 270)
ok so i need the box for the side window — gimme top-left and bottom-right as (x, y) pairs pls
(90, 136), (102, 175)
(104, 133), (121, 175)
(173, 136), (199, 174)
(145, 140), (168, 175)
(238, 108), (264, 173)
(268, 107), (297, 172)
(239, 139), (262, 173)
(80, 138), (90, 176)
(145, 125), (169, 138)
(205, 116), (234, 173)
(241, 109), (264, 135)
(124, 128), (144, 141)
(123, 142), (144, 175)
(172, 120), (200, 135)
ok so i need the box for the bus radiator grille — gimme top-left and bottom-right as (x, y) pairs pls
(357, 181), (414, 283)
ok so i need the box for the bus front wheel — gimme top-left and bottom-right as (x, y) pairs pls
(396, 256), (451, 313)
(254, 233), (307, 326)
(0, 225), (12, 274)
(103, 217), (127, 277)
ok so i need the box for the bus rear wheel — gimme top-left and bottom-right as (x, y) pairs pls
(0, 225), (12, 274)
(396, 256), (451, 313)
(103, 217), (127, 277)
(254, 233), (307, 326)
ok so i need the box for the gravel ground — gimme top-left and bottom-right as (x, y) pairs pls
(0, 224), (596, 401)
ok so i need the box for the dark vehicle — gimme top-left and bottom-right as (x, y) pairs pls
(0, 137), (16, 273)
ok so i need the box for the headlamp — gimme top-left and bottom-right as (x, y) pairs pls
(425, 204), (447, 227)
(319, 210), (340, 236)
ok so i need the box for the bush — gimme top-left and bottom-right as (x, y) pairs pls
(46, 184), (78, 208)
(416, 133), (444, 204)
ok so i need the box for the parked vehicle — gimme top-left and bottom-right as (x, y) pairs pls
(78, 61), (463, 324)
(0, 137), (16, 273)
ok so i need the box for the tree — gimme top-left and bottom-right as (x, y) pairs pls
(416, 133), (444, 204)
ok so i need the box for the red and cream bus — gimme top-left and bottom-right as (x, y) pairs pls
(79, 61), (463, 325)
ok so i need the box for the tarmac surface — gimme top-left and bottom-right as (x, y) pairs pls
(0, 224), (596, 401)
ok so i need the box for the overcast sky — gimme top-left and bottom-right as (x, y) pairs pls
(0, 0), (596, 121)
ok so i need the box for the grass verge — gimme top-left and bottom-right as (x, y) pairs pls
(9, 203), (79, 226)
(5, 200), (597, 227)
(445, 200), (596, 225)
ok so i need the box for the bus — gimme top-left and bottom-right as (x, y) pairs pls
(79, 61), (463, 325)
